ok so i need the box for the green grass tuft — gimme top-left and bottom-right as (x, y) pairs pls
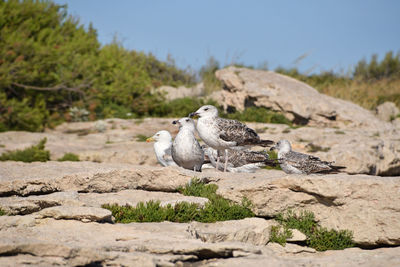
(269, 225), (293, 246)
(334, 130), (345, 135)
(306, 144), (331, 153)
(104, 178), (255, 223)
(0, 209), (6, 216)
(0, 138), (50, 162)
(57, 153), (80, 162)
(135, 134), (149, 142)
(270, 210), (354, 251)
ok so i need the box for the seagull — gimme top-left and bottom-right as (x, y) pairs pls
(202, 146), (277, 173)
(171, 117), (204, 172)
(189, 105), (274, 172)
(146, 130), (177, 167)
(270, 139), (346, 174)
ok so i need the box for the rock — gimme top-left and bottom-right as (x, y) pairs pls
(266, 242), (315, 254)
(207, 170), (400, 246)
(0, 219), (261, 265)
(199, 246), (400, 266)
(188, 218), (277, 246)
(287, 229), (307, 242)
(0, 190), (208, 215)
(157, 83), (204, 101)
(375, 101), (400, 121)
(0, 161), (192, 197)
(36, 206), (113, 223)
(0, 191), (80, 215)
(78, 189), (209, 208)
(213, 67), (391, 129)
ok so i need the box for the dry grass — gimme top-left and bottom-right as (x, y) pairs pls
(315, 78), (400, 110)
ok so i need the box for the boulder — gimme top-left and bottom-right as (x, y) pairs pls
(206, 170), (400, 246)
(0, 161), (192, 196)
(156, 83), (204, 100)
(188, 218), (277, 246)
(213, 67), (391, 129)
(375, 101), (400, 121)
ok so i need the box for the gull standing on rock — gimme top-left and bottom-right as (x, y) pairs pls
(270, 139), (346, 174)
(171, 117), (204, 172)
(146, 130), (177, 167)
(189, 105), (274, 172)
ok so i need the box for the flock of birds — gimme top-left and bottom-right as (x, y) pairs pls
(146, 105), (345, 174)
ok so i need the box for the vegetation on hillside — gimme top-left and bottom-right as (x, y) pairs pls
(0, 0), (194, 132)
(1, 0), (398, 133)
(275, 51), (400, 110)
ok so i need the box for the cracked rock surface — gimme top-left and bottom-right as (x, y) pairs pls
(0, 159), (399, 266)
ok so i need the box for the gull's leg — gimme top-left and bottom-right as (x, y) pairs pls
(224, 149), (228, 172)
(216, 150), (221, 171)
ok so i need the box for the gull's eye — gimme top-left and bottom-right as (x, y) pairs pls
(204, 108), (209, 111)
(186, 119), (189, 122)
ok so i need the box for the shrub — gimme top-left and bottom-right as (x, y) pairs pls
(135, 134), (149, 142)
(0, 138), (50, 162)
(270, 210), (354, 251)
(57, 153), (79, 161)
(104, 178), (255, 223)
(222, 107), (293, 125)
(269, 225), (293, 246)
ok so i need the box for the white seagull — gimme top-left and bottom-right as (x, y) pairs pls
(270, 139), (345, 174)
(189, 105), (274, 172)
(171, 117), (204, 172)
(146, 130), (177, 167)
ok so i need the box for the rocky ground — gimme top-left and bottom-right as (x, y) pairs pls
(0, 117), (399, 266)
(1, 68), (399, 266)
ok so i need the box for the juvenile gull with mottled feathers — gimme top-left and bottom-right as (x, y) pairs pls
(271, 139), (345, 174)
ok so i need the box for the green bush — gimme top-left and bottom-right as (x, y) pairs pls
(0, 0), (195, 131)
(269, 225), (293, 246)
(57, 153), (79, 161)
(104, 178), (255, 223)
(222, 107), (293, 125)
(0, 138), (50, 162)
(270, 210), (354, 251)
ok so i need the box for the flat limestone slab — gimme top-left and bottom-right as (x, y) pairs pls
(0, 161), (193, 196)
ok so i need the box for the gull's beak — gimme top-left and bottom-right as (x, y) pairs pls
(172, 120), (178, 124)
(146, 137), (154, 143)
(269, 146), (276, 151)
(189, 112), (198, 118)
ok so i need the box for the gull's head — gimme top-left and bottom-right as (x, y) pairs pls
(189, 105), (218, 119)
(172, 117), (195, 131)
(146, 130), (172, 143)
(270, 139), (291, 153)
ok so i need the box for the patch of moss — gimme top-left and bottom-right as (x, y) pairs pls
(0, 138), (50, 162)
(104, 179), (255, 223)
(270, 210), (354, 251)
(57, 153), (80, 162)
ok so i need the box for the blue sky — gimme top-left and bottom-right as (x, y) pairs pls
(55, 0), (400, 74)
